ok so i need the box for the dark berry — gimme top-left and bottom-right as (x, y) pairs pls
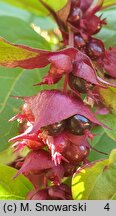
(68, 7), (82, 23)
(43, 120), (66, 136)
(67, 114), (92, 135)
(86, 38), (105, 60)
(68, 73), (87, 93)
(74, 34), (86, 48)
(63, 142), (90, 165)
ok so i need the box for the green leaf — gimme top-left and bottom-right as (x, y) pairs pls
(0, 2), (30, 21)
(0, 2), (57, 30)
(0, 16), (50, 49)
(103, 0), (116, 8)
(89, 126), (116, 161)
(97, 6), (116, 47)
(0, 163), (33, 200)
(112, 193), (116, 199)
(0, 148), (16, 164)
(33, 16), (57, 30)
(99, 88), (116, 113)
(0, 0), (67, 16)
(72, 149), (116, 200)
(0, 67), (45, 151)
(0, 38), (39, 67)
(97, 114), (116, 141)
(0, 36), (50, 69)
(109, 149), (116, 164)
(0, 16), (51, 69)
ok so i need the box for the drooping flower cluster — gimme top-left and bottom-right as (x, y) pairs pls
(6, 0), (116, 200)
(41, 0), (116, 79)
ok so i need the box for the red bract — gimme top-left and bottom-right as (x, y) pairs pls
(15, 150), (54, 177)
(27, 173), (45, 189)
(27, 184), (72, 200)
(48, 54), (72, 72)
(98, 48), (116, 78)
(26, 163), (65, 187)
(46, 164), (65, 184)
(15, 90), (106, 133)
(27, 188), (49, 200)
(15, 149), (65, 185)
(72, 50), (102, 85)
(35, 53), (73, 85)
(37, 48), (105, 87)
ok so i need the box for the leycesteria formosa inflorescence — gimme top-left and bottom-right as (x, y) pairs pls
(1, 0), (116, 200)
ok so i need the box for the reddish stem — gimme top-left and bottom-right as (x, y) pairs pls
(63, 31), (74, 92)
(68, 30), (74, 47)
(63, 74), (69, 93)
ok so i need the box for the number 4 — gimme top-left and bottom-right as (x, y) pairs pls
(104, 203), (110, 211)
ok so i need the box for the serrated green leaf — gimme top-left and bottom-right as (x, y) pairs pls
(0, 163), (33, 200)
(72, 149), (116, 200)
(0, 0), (67, 16)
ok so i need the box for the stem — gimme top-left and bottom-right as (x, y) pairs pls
(63, 75), (69, 93)
(63, 30), (74, 93)
(68, 30), (74, 47)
